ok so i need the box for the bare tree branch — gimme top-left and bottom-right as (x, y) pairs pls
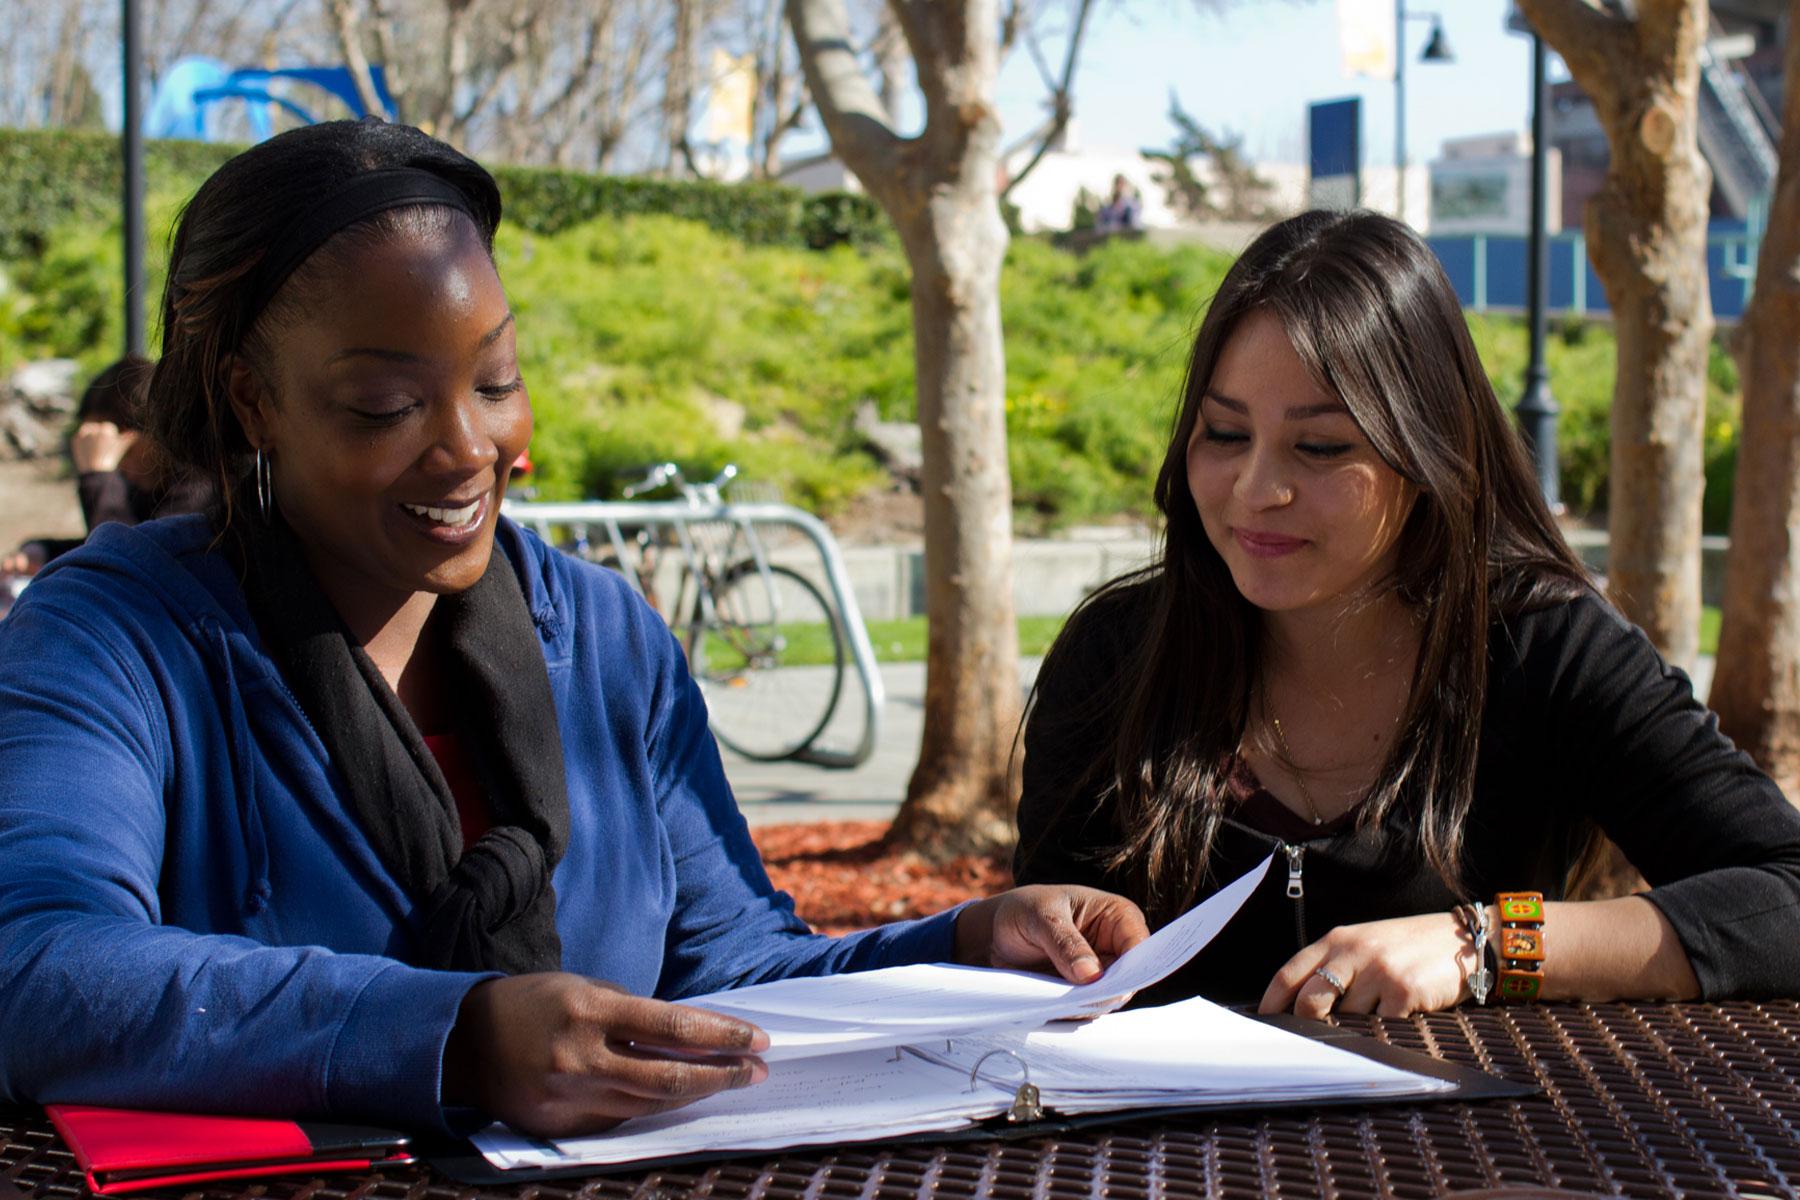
(452, 1), (536, 139)
(1514, 0), (1631, 110)
(1001, 0), (1095, 200)
(532, 2), (608, 130)
(368, 0), (409, 119)
(788, 0), (903, 179)
(323, 0), (389, 117)
(999, 0), (1031, 57)
(1022, 26), (1058, 93)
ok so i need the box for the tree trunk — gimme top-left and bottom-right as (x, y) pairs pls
(790, 0), (1020, 860)
(886, 199), (1020, 858)
(1588, 143), (1713, 671)
(1516, 0), (1712, 900)
(875, 11), (909, 127)
(663, 0), (698, 177)
(1518, 0), (1712, 671)
(1711, 18), (1800, 800)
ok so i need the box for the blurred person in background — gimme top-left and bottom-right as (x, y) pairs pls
(1095, 174), (1142, 233)
(3, 355), (210, 575)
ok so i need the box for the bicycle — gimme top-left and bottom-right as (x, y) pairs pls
(563, 463), (849, 763)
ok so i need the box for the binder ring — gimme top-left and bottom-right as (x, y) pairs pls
(966, 1048), (1032, 1093)
(967, 1049), (1045, 1123)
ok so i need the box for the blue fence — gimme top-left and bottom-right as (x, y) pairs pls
(1426, 220), (1760, 321)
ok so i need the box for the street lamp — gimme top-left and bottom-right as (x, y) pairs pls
(1516, 31), (1561, 509)
(122, 0), (145, 356)
(1394, 0), (1454, 225)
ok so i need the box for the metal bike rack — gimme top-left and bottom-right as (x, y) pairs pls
(503, 499), (885, 769)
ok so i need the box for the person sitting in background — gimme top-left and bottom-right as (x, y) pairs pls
(1016, 209), (1800, 1021)
(0, 118), (1147, 1140)
(1095, 175), (1142, 233)
(2, 355), (210, 575)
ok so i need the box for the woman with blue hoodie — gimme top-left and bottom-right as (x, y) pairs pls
(0, 120), (1147, 1139)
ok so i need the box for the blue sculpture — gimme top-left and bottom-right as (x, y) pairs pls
(146, 57), (398, 142)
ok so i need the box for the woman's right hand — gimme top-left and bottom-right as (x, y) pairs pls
(69, 421), (137, 475)
(442, 973), (769, 1137)
(2, 545), (45, 577)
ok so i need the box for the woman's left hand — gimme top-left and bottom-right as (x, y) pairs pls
(954, 886), (1150, 983)
(1259, 911), (1476, 1019)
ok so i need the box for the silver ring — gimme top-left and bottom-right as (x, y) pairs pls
(1312, 966), (1348, 995)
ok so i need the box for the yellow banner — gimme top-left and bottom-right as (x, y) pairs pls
(703, 49), (756, 145)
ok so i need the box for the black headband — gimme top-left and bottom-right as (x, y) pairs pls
(242, 167), (479, 330)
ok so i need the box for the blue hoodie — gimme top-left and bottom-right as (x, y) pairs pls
(0, 515), (956, 1130)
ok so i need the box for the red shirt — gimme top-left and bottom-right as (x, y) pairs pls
(422, 733), (492, 847)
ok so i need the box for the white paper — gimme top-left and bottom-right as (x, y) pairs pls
(472, 1049), (1010, 1169)
(473, 989), (1453, 1172)
(470, 855), (1462, 1174)
(689, 854), (1273, 1062)
(914, 996), (1454, 1107)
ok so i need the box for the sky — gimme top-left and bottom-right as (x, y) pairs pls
(87, 0), (1553, 178)
(988, 0), (1547, 170)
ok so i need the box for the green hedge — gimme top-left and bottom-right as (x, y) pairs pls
(0, 130), (235, 259)
(0, 127), (888, 260)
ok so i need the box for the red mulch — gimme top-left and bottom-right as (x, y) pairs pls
(749, 820), (1012, 935)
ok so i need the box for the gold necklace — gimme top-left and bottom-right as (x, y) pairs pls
(1268, 714), (1327, 826)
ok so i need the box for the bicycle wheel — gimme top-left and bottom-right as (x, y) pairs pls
(692, 563), (847, 761)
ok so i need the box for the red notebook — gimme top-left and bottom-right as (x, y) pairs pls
(46, 1105), (414, 1195)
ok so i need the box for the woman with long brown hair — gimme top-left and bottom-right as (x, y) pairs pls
(1016, 209), (1800, 1018)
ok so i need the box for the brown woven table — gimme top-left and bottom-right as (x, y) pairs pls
(5, 1001), (1800, 1200)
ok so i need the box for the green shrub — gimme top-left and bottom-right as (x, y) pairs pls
(1000, 234), (1230, 526)
(1466, 312), (1741, 532)
(0, 128), (886, 262)
(0, 129), (233, 260)
(0, 134), (1748, 535)
(0, 192), (186, 375)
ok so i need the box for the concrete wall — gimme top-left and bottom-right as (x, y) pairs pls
(766, 536), (1159, 624)
(780, 530), (1733, 626)
(583, 528), (1734, 629)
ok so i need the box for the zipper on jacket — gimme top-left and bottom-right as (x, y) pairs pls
(1282, 843), (1306, 949)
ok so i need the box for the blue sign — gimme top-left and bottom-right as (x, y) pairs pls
(1308, 97), (1362, 209)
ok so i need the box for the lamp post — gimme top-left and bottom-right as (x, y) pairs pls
(1394, 0), (1453, 225)
(1516, 31), (1561, 509)
(122, 0), (145, 356)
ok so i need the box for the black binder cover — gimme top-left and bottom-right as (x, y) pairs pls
(427, 1015), (1537, 1185)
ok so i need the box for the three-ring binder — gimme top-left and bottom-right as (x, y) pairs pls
(966, 1048), (1045, 1123)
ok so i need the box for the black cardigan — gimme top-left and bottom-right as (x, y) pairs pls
(1014, 580), (1800, 1006)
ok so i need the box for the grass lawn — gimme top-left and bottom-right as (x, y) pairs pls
(862, 614), (1068, 663)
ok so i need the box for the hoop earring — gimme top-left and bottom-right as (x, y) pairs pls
(254, 447), (273, 522)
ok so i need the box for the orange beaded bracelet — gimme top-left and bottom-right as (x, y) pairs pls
(1495, 891), (1546, 1001)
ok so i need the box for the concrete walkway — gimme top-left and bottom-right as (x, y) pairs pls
(723, 658), (1039, 826)
(723, 654), (1717, 827)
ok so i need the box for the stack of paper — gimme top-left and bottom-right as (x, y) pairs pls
(472, 857), (1454, 1173)
(911, 997), (1453, 1114)
(684, 845), (1274, 1063)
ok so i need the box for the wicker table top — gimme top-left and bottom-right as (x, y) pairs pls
(5, 1001), (1800, 1200)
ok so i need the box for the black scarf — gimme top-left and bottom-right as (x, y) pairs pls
(236, 516), (569, 974)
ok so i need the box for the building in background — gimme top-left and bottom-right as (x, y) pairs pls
(781, 120), (1308, 236)
(1428, 131), (1561, 235)
(1548, 0), (1783, 228)
(998, 122), (1307, 235)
